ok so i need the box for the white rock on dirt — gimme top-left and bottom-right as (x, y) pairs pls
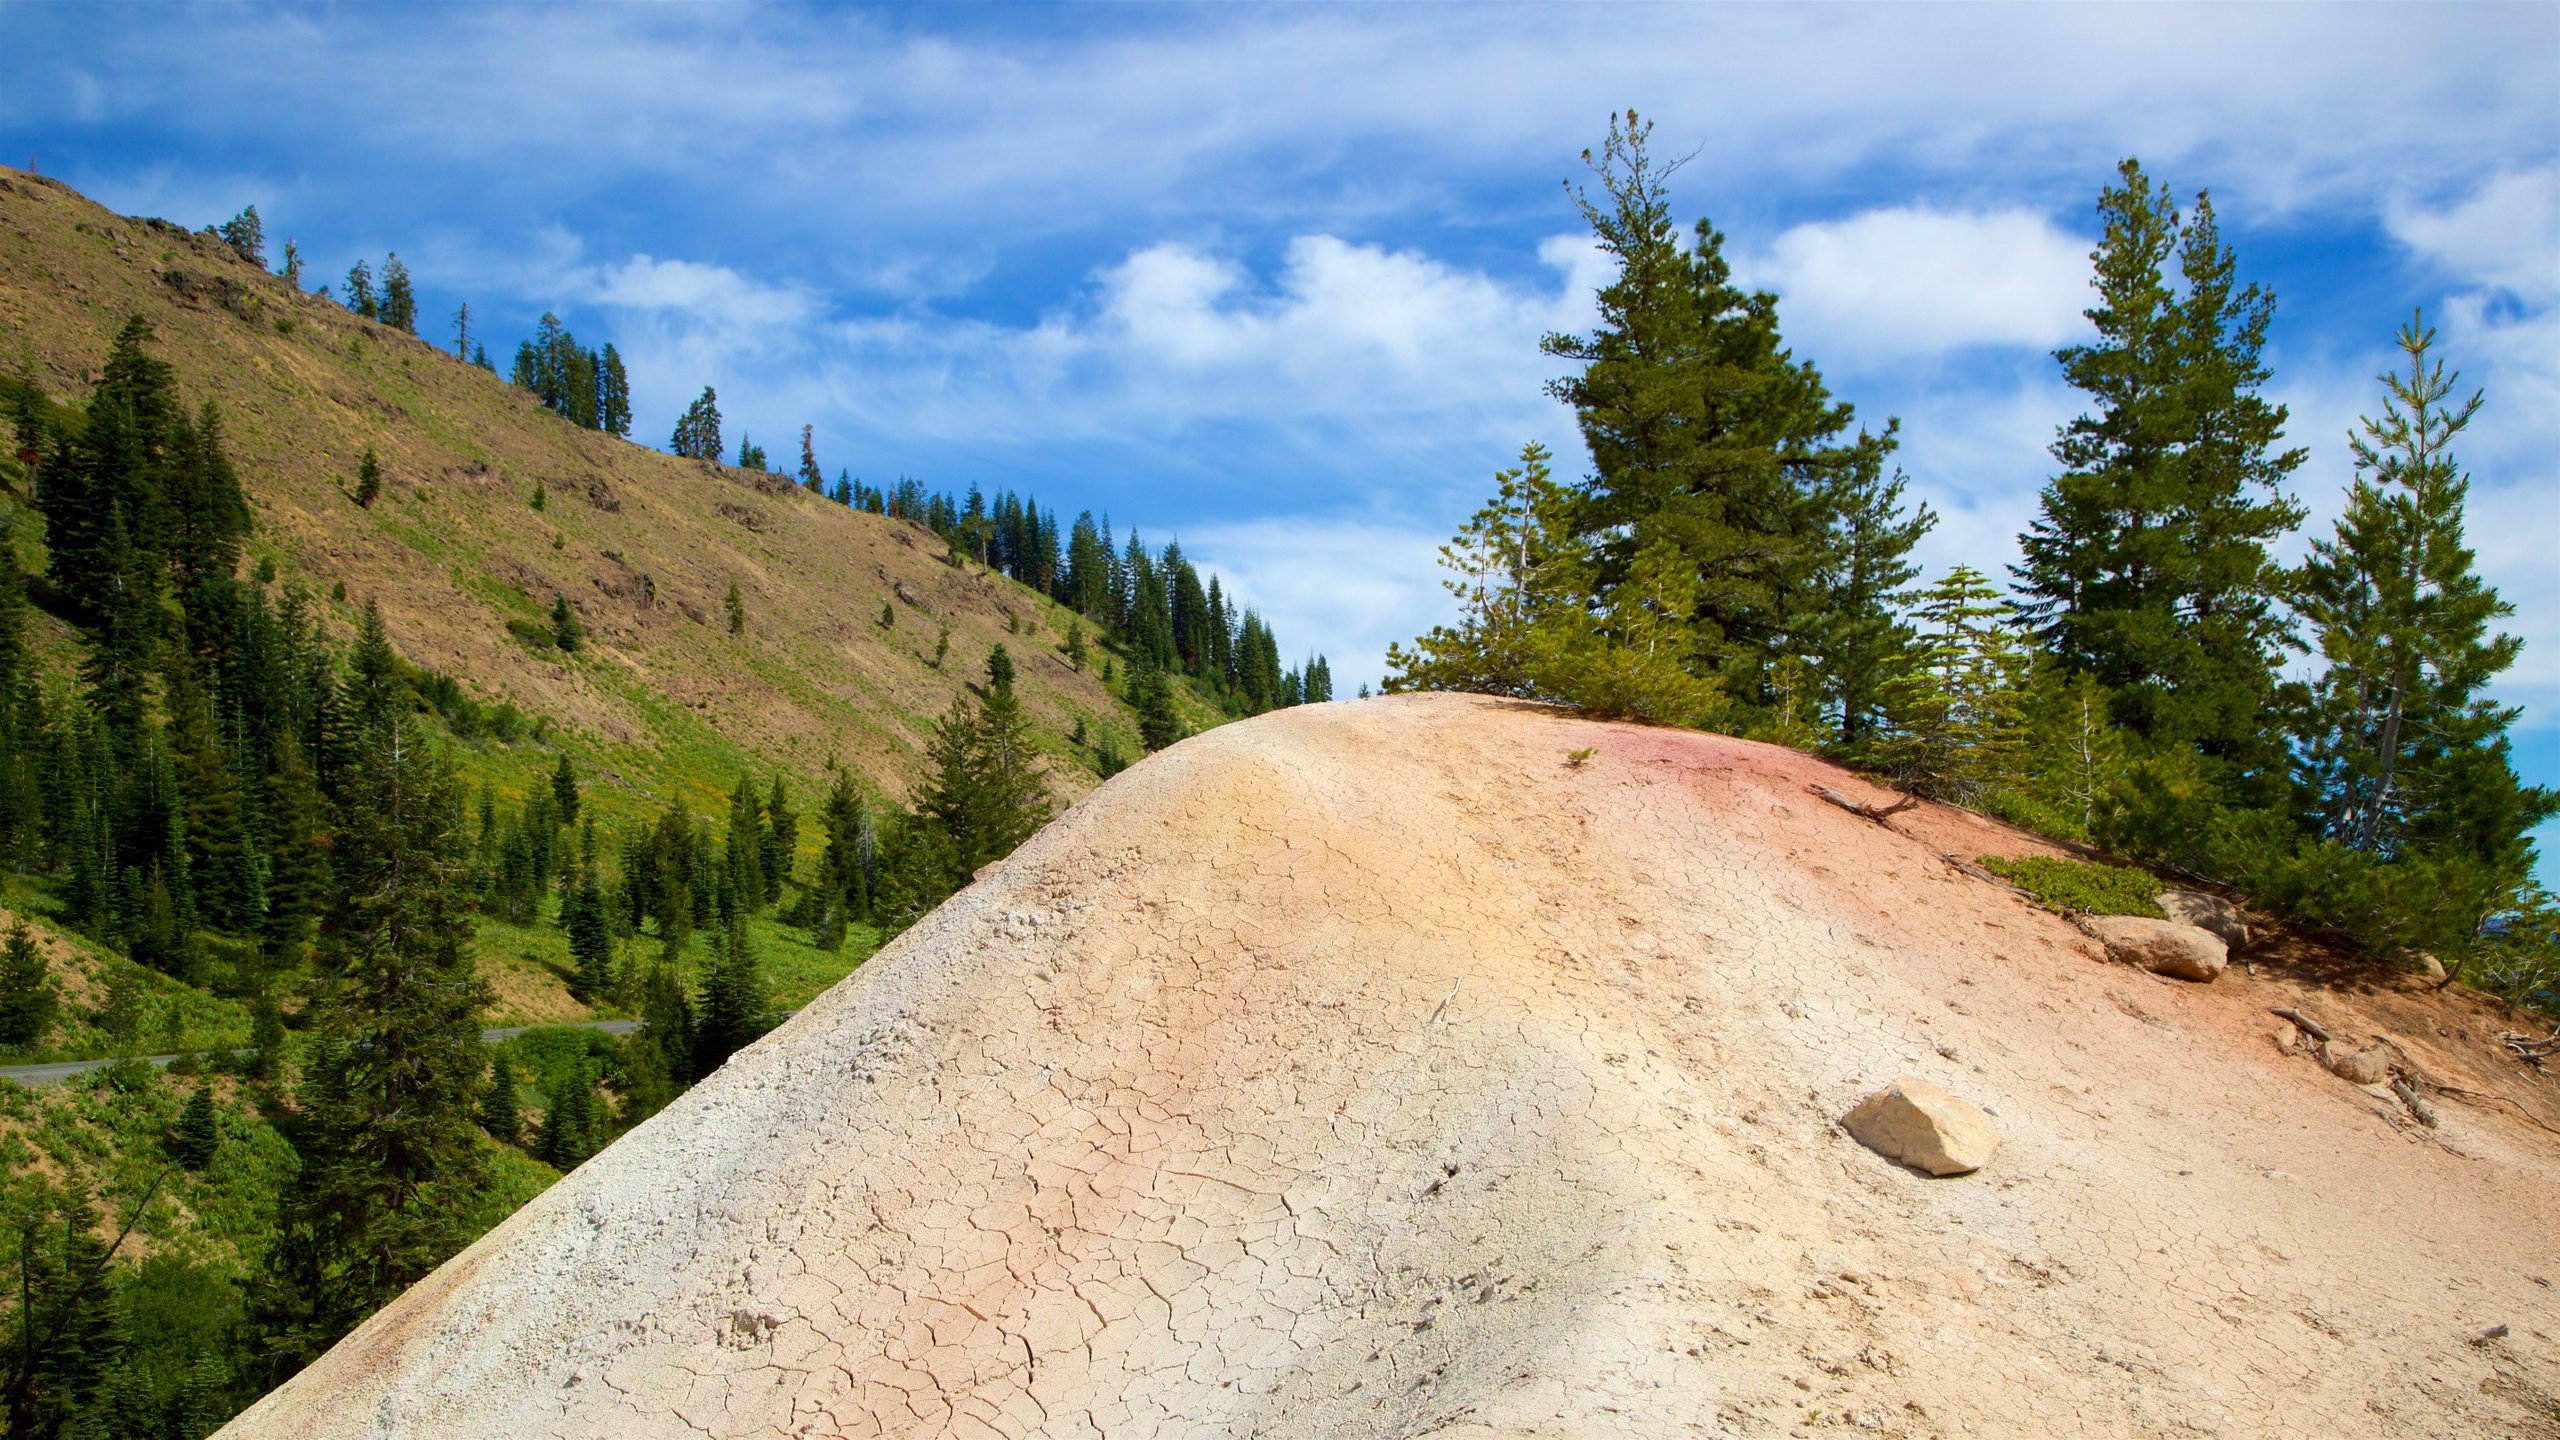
(2157, 890), (2249, 950)
(211, 694), (2560, 1440)
(2085, 914), (2230, 982)
(1842, 1077), (1999, 1176)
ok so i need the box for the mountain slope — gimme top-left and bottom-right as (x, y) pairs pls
(215, 695), (2560, 1439)
(0, 165), (1143, 811)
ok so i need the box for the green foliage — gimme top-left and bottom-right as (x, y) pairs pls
(1976, 854), (2164, 918)
(479, 1050), (521, 1146)
(668, 386), (721, 460)
(378, 254), (416, 334)
(353, 446), (381, 508)
(724, 575), (745, 636)
(692, 911), (765, 1077)
(550, 592), (582, 652)
(2015, 158), (2305, 784)
(0, 920), (55, 1049)
(1539, 111), (1901, 714)
(1874, 567), (2031, 803)
(217, 206), (264, 269)
(2290, 311), (2550, 870)
(170, 1085), (220, 1170)
(254, 716), (494, 1374)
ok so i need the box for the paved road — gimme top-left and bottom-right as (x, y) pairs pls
(0, 1018), (644, 1089)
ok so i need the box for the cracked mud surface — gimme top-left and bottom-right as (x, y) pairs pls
(218, 695), (2560, 1438)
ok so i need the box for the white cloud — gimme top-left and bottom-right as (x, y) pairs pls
(1182, 517), (1460, 694)
(2387, 166), (2560, 302)
(594, 255), (813, 329)
(1741, 207), (2092, 362)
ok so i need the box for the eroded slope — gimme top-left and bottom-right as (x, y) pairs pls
(218, 696), (2560, 1438)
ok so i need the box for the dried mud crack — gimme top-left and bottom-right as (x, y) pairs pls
(218, 695), (2560, 1439)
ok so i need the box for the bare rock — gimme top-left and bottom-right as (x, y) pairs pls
(1842, 1078), (1999, 1176)
(2411, 951), (2447, 984)
(2085, 915), (2228, 983)
(2321, 1041), (2391, 1086)
(2157, 890), (2249, 950)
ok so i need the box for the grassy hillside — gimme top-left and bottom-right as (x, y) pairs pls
(0, 166), (1253, 1029)
(0, 165), (1160, 816)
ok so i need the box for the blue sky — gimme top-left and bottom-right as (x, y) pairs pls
(5, 2), (2557, 849)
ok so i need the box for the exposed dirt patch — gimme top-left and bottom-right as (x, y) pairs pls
(219, 697), (2560, 1439)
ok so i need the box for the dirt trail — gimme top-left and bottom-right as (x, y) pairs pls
(217, 695), (2560, 1438)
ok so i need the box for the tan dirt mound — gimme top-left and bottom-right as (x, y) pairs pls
(217, 695), (2560, 1439)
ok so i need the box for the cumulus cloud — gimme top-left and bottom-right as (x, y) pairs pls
(1741, 207), (2092, 363)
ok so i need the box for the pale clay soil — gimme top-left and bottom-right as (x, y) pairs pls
(217, 694), (2560, 1439)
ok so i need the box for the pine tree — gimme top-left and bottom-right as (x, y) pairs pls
(535, 1061), (597, 1169)
(2016, 159), (2305, 778)
(725, 576), (745, 636)
(759, 775), (795, 907)
(1808, 456), (1934, 749)
(564, 871), (613, 1004)
(171, 1086), (221, 1170)
(0, 920), (54, 1048)
(255, 716), (491, 1372)
(452, 302), (472, 360)
(551, 593), (582, 652)
(597, 345), (631, 437)
(342, 260), (377, 320)
(2294, 313), (2539, 852)
(1134, 661), (1184, 752)
(1541, 111), (1888, 711)
(353, 447), (381, 508)
(1386, 441), (1572, 699)
(693, 910), (765, 1076)
(1877, 567), (2032, 804)
(669, 387), (721, 460)
(550, 752), (580, 828)
(217, 205), (264, 268)
(378, 255), (416, 334)
(797, 424), (822, 490)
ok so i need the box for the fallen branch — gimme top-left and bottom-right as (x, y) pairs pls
(1808, 784), (1918, 823)
(2271, 1007), (2333, 1044)
(2389, 1076), (2439, 1129)
(2502, 1028), (2560, 1066)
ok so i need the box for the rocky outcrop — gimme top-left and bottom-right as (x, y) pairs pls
(1842, 1078), (1998, 1175)
(2086, 914), (2230, 982)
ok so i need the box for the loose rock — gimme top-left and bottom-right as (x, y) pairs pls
(2156, 890), (2249, 950)
(2085, 915), (2229, 983)
(1842, 1078), (1999, 1176)
(2321, 1041), (2391, 1086)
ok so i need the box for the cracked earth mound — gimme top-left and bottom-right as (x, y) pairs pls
(221, 695), (2560, 1438)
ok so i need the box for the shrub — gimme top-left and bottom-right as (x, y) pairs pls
(1977, 854), (2164, 918)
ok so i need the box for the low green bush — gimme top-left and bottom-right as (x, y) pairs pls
(1977, 854), (2163, 918)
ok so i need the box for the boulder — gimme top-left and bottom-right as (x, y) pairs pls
(2411, 952), (2447, 985)
(1842, 1078), (1999, 1176)
(2322, 1041), (2391, 1086)
(2085, 915), (2228, 983)
(2157, 890), (2249, 950)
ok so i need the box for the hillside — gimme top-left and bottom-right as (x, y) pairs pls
(0, 165), (1159, 816)
(218, 695), (2560, 1439)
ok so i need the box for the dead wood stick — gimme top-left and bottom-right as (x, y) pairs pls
(2389, 1076), (2440, 1129)
(2410, 1081), (2560, 1139)
(2271, 1007), (2333, 1044)
(1808, 784), (1919, 823)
